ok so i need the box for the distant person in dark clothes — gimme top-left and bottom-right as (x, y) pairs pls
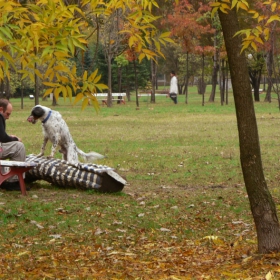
(0, 99), (26, 190)
(169, 70), (178, 104)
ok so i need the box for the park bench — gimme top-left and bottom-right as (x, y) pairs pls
(94, 93), (126, 105)
(251, 88), (264, 93)
(138, 91), (168, 97)
(0, 160), (38, 195)
(155, 90), (169, 94)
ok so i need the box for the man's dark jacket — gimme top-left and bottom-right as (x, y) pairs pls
(0, 114), (18, 143)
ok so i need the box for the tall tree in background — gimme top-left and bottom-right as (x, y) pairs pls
(114, 54), (129, 94)
(99, 10), (126, 107)
(253, 2), (280, 104)
(216, 0), (280, 253)
(165, 0), (215, 104)
(208, 15), (223, 102)
(233, 0), (280, 104)
(247, 52), (265, 102)
(0, 0), (174, 109)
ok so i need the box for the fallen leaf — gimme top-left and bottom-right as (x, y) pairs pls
(160, 228), (171, 232)
(266, 271), (272, 280)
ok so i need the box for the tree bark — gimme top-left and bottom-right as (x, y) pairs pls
(249, 69), (261, 102)
(133, 60), (139, 108)
(218, 8), (280, 253)
(5, 77), (10, 100)
(35, 62), (39, 106)
(202, 53), (205, 106)
(264, 49), (273, 103)
(20, 63), (24, 109)
(225, 60), (229, 105)
(151, 57), (156, 103)
(220, 59), (225, 105)
(125, 65), (131, 102)
(209, 32), (219, 103)
(107, 53), (113, 107)
(117, 66), (122, 104)
(185, 52), (189, 104)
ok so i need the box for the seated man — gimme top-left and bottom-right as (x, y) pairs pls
(0, 99), (26, 191)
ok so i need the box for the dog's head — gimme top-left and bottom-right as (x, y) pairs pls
(27, 105), (48, 124)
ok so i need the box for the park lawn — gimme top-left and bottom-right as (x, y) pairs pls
(0, 90), (280, 279)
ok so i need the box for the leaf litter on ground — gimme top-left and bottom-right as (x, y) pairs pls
(0, 185), (279, 279)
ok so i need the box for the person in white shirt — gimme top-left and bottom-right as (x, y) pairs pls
(169, 70), (178, 104)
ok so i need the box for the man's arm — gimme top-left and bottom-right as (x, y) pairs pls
(0, 115), (19, 143)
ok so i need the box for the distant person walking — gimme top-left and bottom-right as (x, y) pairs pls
(169, 71), (178, 104)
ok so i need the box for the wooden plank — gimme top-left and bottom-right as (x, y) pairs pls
(0, 160), (37, 168)
(0, 160), (38, 195)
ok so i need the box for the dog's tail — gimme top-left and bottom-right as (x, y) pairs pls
(77, 148), (105, 162)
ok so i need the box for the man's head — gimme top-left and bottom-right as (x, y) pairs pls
(0, 99), (12, 120)
(170, 70), (176, 77)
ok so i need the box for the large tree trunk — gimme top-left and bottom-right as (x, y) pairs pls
(218, 8), (280, 253)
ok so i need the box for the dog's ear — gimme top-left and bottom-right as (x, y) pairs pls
(32, 106), (46, 118)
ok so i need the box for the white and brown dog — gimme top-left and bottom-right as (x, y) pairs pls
(27, 105), (104, 164)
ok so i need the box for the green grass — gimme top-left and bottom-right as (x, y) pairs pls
(0, 89), (280, 279)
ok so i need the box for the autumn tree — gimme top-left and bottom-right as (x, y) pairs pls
(0, 0), (174, 109)
(98, 11), (126, 107)
(253, 2), (280, 104)
(69, 0), (174, 108)
(164, 0), (215, 104)
(115, 54), (129, 94)
(213, 0), (280, 253)
(208, 14), (224, 102)
(247, 52), (265, 102)
(230, 1), (280, 104)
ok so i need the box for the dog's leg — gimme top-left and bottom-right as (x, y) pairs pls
(66, 144), (79, 164)
(37, 137), (48, 157)
(59, 147), (67, 161)
(49, 135), (60, 158)
(67, 149), (81, 168)
(50, 143), (58, 158)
